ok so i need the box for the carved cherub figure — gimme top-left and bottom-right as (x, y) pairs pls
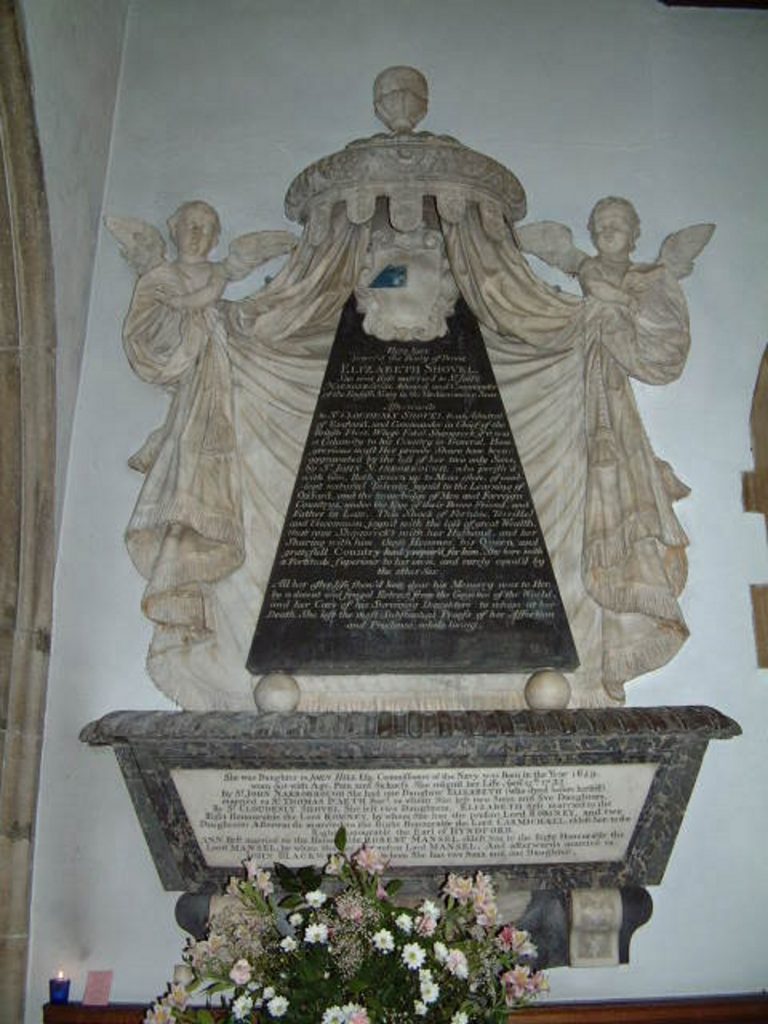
(515, 196), (714, 299)
(105, 202), (298, 663)
(516, 198), (715, 702)
(106, 199), (297, 298)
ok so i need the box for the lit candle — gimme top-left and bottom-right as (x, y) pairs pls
(49, 970), (70, 1005)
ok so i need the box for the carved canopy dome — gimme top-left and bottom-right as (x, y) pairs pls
(284, 67), (527, 244)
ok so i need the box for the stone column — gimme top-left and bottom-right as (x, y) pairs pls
(0, 1), (57, 1019)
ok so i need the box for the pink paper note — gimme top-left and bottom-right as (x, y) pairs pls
(82, 970), (113, 1006)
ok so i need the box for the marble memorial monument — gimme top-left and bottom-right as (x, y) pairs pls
(84, 67), (738, 968)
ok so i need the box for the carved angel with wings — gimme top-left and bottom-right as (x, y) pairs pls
(516, 198), (714, 698)
(106, 200), (298, 307)
(106, 202), (297, 662)
(516, 196), (714, 303)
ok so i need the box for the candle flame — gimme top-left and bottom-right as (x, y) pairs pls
(56, 970), (64, 981)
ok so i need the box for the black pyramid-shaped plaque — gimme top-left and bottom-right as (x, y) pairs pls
(248, 297), (578, 675)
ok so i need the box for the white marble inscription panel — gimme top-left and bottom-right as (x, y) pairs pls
(172, 764), (657, 868)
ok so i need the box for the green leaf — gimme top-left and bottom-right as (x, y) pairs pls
(273, 862), (301, 891)
(334, 826), (347, 852)
(195, 1012), (215, 1024)
(385, 879), (403, 896)
(298, 866), (322, 890)
(205, 981), (233, 995)
(279, 893), (304, 909)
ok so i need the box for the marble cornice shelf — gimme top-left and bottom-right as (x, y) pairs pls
(80, 705), (740, 745)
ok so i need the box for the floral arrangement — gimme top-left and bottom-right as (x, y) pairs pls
(146, 828), (546, 1024)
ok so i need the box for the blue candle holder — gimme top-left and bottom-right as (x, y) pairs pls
(49, 977), (70, 1005)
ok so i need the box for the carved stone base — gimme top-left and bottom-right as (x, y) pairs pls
(81, 706), (738, 966)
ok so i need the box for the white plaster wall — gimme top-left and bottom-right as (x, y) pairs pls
(28, 0), (768, 1017)
(19, 0), (131, 538)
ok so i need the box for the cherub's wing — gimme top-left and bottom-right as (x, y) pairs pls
(223, 230), (299, 280)
(515, 221), (589, 276)
(104, 216), (166, 275)
(657, 223), (715, 279)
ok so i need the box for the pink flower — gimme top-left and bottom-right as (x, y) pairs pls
(376, 882), (388, 901)
(243, 857), (259, 881)
(348, 1010), (370, 1024)
(502, 964), (531, 1004)
(496, 925), (536, 957)
(415, 914), (437, 937)
(526, 971), (548, 994)
(229, 959), (253, 986)
(336, 893), (365, 923)
(444, 874), (474, 905)
(352, 845), (388, 876)
(445, 949), (469, 979)
(474, 898), (498, 929)
(471, 872), (495, 904)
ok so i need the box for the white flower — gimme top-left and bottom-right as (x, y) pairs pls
(145, 1003), (173, 1024)
(305, 889), (327, 908)
(305, 922), (329, 944)
(229, 959), (252, 986)
(167, 985), (189, 1011)
(395, 913), (413, 934)
(420, 977), (440, 1005)
(451, 1012), (469, 1024)
(372, 929), (394, 953)
(280, 935), (298, 952)
(255, 869), (274, 895)
(420, 899), (441, 921)
(322, 1007), (346, 1024)
(433, 941), (449, 963)
(172, 964), (195, 988)
(263, 987), (276, 1000)
(267, 995), (289, 1018)
(232, 994), (254, 1021)
(402, 942), (426, 970)
(288, 912), (303, 927)
(341, 1002), (369, 1024)
(325, 853), (345, 876)
(414, 1000), (428, 1017)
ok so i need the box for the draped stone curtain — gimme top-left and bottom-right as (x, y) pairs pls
(124, 200), (689, 711)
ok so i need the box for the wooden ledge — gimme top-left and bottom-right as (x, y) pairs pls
(43, 993), (768, 1023)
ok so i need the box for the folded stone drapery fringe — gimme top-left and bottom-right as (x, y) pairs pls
(586, 576), (685, 624)
(128, 505), (243, 550)
(604, 630), (688, 688)
(582, 513), (687, 575)
(143, 588), (209, 632)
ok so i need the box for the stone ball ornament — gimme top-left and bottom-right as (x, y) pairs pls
(253, 671), (301, 713)
(524, 669), (572, 710)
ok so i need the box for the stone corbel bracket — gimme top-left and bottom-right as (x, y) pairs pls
(742, 343), (768, 666)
